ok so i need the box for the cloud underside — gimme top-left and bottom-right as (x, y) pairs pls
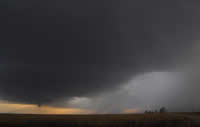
(0, 0), (199, 109)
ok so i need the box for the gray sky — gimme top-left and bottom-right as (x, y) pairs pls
(0, 0), (200, 113)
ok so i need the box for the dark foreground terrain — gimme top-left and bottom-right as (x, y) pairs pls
(0, 113), (199, 127)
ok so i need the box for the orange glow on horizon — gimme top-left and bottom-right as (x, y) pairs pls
(122, 108), (142, 114)
(0, 101), (96, 114)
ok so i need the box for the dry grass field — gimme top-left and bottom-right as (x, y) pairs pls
(0, 113), (199, 127)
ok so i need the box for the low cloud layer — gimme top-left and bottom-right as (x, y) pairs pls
(65, 72), (183, 113)
(0, 0), (200, 112)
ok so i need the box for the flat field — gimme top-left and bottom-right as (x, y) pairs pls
(0, 113), (199, 127)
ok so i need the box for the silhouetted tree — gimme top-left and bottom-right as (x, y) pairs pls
(159, 107), (167, 113)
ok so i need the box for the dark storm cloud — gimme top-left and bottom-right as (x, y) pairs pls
(0, 0), (199, 105)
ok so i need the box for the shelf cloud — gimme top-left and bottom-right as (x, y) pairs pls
(0, 0), (200, 112)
